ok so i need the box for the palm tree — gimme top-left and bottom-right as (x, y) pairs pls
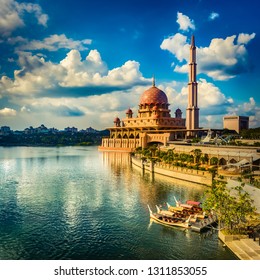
(193, 149), (202, 164)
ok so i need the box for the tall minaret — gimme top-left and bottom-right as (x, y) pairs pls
(186, 35), (199, 135)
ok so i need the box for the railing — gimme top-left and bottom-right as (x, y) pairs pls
(247, 225), (260, 245)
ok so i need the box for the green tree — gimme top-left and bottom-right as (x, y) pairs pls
(203, 181), (256, 234)
(210, 157), (218, 166)
(193, 149), (202, 164)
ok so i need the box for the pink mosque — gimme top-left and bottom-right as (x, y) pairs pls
(99, 36), (199, 151)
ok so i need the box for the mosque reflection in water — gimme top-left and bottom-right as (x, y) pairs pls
(101, 151), (205, 210)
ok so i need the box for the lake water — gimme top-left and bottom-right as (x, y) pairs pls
(0, 146), (236, 260)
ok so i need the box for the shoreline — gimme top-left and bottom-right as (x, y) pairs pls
(0, 143), (99, 147)
(131, 155), (212, 186)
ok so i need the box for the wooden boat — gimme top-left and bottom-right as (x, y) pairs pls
(147, 205), (191, 229)
(168, 197), (206, 218)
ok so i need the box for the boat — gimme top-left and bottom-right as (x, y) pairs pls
(147, 205), (191, 229)
(167, 197), (207, 219)
(148, 198), (218, 232)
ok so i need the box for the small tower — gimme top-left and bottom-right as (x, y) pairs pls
(175, 108), (182, 119)
(126, 108), (133, 118)
(113, 117), (121, 127)
(186, 35), (199, 135)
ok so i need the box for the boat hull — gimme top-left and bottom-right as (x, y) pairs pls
(150, 213), (190, 229)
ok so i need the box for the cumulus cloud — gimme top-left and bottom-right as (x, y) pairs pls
(160, 33), (255, 80)
(208, 12), (219, 21)
(25, 103), (85, 117)
(157, 78), (235, 129)
(226, 97), (260, 128)
(2, 76), (259, 130)
(13, 86), (144, 129)
(237, 33), (256, 44)
(0, 107), (17, 116)
(197, 78), (233, 108)
(0, 0), (48, 36)
(160, 33), (189, 62)
(0, 49), (150, 97)
(17, 2), (48, 27)
(164, 78), (233, 111)
(15, 34), (92, 52)
(176, 12), (195, 31)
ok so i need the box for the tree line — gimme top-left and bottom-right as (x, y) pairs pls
(0, 130), (109, 146)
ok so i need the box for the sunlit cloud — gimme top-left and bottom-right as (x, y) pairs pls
(176, 12), (195, 31)
(208, 12), (219, 21)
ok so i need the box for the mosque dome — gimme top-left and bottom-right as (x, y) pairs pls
(139, 85), (168, 105)
(126, 108), (133, 114)
(114, 117), (120, 123)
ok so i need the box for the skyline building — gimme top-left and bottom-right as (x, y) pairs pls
(223, 115), (249, 134)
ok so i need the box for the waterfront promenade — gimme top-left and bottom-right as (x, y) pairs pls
(132, 155), (260, 259)
(220, 179), (260, 260)
(219, 233), (260, 260)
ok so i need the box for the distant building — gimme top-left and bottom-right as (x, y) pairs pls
(24, 125), (56, 134)
(223, 116), (249, 134)
(0, 126), (12, 135)
(36, 124), (49, 134)
(64, 127), (78, 133)
(85, 127), (97, 133)
(24, 126), (35, 134)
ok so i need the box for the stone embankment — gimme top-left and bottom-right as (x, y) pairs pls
(131, 156), (212, 185)
(219, 231), (260, 260)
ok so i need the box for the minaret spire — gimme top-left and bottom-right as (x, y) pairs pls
(191, 34), (195, 47)
(152, 74), (155, 87)
(186, 35), (199, 136)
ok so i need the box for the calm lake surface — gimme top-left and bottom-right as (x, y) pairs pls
(0, 146), (236, 260)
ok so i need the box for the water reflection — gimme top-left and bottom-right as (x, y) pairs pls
(0, 147), (236, 260)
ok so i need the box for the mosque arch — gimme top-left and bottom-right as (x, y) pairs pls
(148, 141), (164, 146)
(219, 158), (227, 166)
(229, 158), (237, 164)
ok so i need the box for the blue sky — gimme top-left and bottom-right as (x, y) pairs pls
(0, 0), (259, 130)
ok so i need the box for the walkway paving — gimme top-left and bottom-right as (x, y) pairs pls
(227, 178), (260, 213)
(224, 237), (260, 260)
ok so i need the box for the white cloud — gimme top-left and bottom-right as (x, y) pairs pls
(176, 12), (195, 31)
(197, 78), (233, 108)
(17, 34), (92, 52)
(226, 97), (260, 128)
(237, 33), (256, 44)
(0, 107), (17, 116)
(165, 78), (232, 111)
(0, 49), (149, 96)
(0, 0), (48, 36)
(161, 33), (256, 81)
(160, 33), (189, 62)
(158, 78), (235, 129)
(12, 86), (145, 129)
(21, 106), (30, 113)
(208, 12), (219, 21)
(2, 76), (259, 130)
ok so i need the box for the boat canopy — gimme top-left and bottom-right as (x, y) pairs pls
(186, 200), (201, 206)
